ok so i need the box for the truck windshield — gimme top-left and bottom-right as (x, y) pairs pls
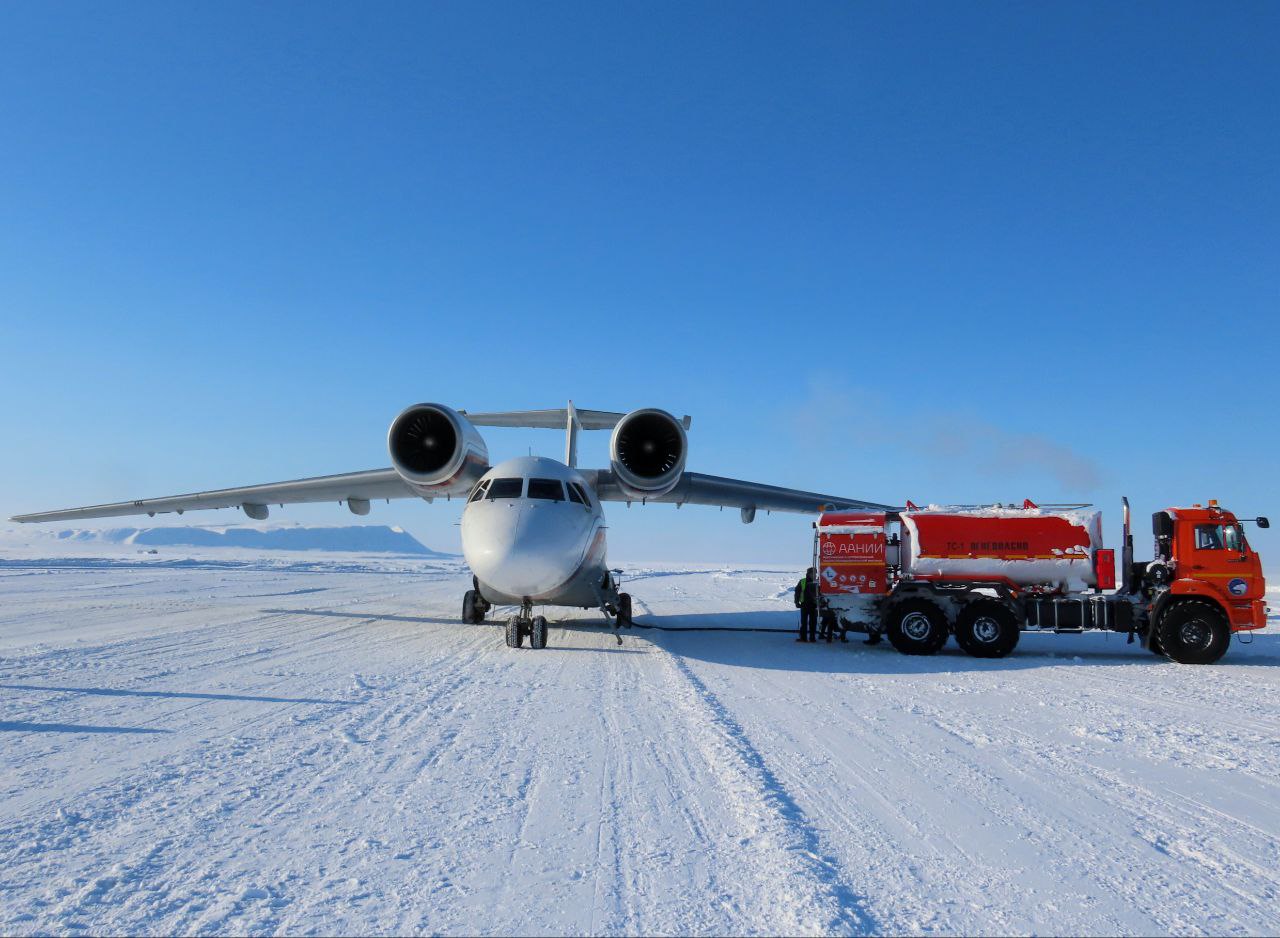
(1198, 527), (1228, 547)
(1225, 524), (1246, 552)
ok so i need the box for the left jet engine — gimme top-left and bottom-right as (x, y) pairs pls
(387, 403), (489, 497)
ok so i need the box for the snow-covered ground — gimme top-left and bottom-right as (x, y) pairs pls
(2, 538), (1279, 935)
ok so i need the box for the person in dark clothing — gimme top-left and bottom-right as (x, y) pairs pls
(820, 609), (849, 643)
(793, 567), (819, 642)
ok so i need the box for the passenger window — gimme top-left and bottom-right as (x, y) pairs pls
(528, 478), (565, 501)
(468, 481), (490, 503)
(566, 483), (586, 506)
(1195, 524), (1225, 550)
(486, 478), (524, 500)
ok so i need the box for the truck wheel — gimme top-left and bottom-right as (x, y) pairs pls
(505, 615), (524, 649)
(462, 589), (483, 624)
(1157, 600), (1230, 665)
(886, 600), (949, 655)
(1147, 628), (1164, 656)
(955, 601), (1020, 658)
(529, 615), (548, 649)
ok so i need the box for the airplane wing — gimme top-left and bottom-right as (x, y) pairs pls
(583, 469), (900, 516)
(9, 468), (420, 524)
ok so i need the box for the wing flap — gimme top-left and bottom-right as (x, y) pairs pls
(584, 469), (899, 515)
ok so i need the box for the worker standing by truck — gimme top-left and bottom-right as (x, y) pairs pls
(794, 567), (819, 642)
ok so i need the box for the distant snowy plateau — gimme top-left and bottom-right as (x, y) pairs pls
(1, 525), (1279, 936)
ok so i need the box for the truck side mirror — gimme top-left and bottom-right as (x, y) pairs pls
(1258, 517), (1270, 529)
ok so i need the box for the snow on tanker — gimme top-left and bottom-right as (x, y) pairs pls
(814, 498), (1269, 664)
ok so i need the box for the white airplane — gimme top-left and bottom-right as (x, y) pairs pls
(12, 403), (894, 648)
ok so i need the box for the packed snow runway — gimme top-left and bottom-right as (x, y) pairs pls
(2, 549), (1279, 936)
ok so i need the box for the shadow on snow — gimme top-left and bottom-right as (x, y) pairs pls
(0, 720), (170, 735)
(0, 683), (356, 706)
(630, 610), (1280, 673)
(262, 607), (455, 626)
(261, 604), (1280, 671)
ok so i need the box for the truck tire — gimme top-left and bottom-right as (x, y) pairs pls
(505, 615), (524, 649)
(529, 615), (548, 650)
(1147, 628), (1163, 656)
(886, 600), (949, 656)
(1156, 599), (1230, 665)
(954, 601), (1020, 658)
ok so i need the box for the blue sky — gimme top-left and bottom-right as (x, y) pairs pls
(1, 1), (1276, 565)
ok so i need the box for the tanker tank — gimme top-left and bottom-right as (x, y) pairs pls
(900, 506), (1103, 592)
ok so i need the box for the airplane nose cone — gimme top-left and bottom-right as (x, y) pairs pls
(463, 503), (586, 599)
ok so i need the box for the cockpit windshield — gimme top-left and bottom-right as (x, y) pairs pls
(486, 478), (524, 499)
(528, 479), (565, 501)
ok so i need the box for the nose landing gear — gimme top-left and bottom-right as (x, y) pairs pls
(462, 589), (490, 624)
(602, 592), (633, 646)
(462, 576), (491, 625)
(505, 599), (550, 650)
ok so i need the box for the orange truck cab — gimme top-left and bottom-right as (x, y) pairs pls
(1148, 502), (1269, 633)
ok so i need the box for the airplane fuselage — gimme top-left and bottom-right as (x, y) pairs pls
(460, 456), (612, 609)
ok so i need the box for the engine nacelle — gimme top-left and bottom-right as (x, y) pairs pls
(609, 408), (687, 500)
(387, 403), (489, 497)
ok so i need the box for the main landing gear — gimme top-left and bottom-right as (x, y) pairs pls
(505, 600), (549, 650)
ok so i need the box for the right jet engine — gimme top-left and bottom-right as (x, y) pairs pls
(609, 408), (688, 500)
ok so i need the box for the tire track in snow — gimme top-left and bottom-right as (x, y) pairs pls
(657, 647), (878, 935)
(907, 687), (1280, 935)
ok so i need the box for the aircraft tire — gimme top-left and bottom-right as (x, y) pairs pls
(505, 615), (524, 649)
(618, 593), (633, 628)
(530, 615), (548, 649)
(463, 590), (483, 624)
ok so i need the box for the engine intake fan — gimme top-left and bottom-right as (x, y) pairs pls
(387, 403), (489, 496)
(609, 408), (688, 499)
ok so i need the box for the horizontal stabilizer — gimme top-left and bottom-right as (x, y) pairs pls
(461, 408), (630, 430)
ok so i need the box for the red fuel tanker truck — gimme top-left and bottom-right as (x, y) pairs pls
(814, 499), (1270, 664)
